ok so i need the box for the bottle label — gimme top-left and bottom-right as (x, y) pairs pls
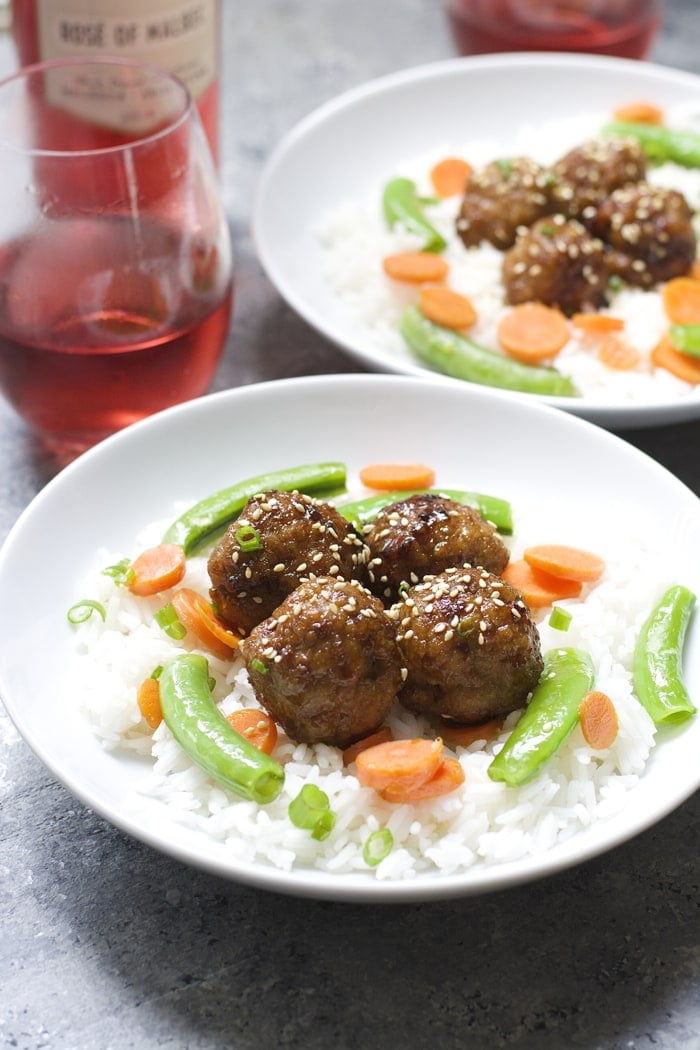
(35, 0), (217, 130)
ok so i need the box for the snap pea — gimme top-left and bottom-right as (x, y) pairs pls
(159, 653), (285, 804)
(162, 462), (347, 554)
(382, 176), (447, 253)
(670, 324), (700, 358)
(601, 121), (700, 168)
(488, 647), (595, 787)
(400, 305), (578, 398)
(337, 487), (513, 535)
(632, 584), (696, 726)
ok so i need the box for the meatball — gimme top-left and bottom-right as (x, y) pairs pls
(240, 576), (405, 748)
(456, 156), (557, 250)
(502, 215), (610, 313)
(551, 137), (647, 219)
(389, 565), (543, 724)
(363, 493), (509, 604)
(208, 490), (368, 636)
(588, 182), (696, 288)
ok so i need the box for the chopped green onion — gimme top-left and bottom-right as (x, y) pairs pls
(457, 616), (476, 637)
(548, 607), (573, 631)
(670, 324), (700, 358)
(608, 275), (624, 294)
(235, 525), (263, 552)
(102, 558), (135, 586)
(539, 223), (556, 237)
(495, 157), (513, 178)
(67, 599), (106, 624)
(397, 580), (410, 599)
(250, 658), (268, 676)
(363, 828), (394, 867)
(150, 665), (164, 680)
(288, 784), (336, 840)
(154, 603), (187, 640)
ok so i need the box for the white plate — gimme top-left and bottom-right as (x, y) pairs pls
(252, 53), (700, 430)
(1, 374), (699, 902)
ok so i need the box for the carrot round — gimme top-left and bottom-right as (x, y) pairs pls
(226, 708), (278, 755)
(355, 737), (443, 792)
(524, 545), (605, 584)
(128, 543), (186, 597)
(358, 462), (436, 491)
(171, 587), (240, 660)
(419, 286), (477, 330)
(430, 156), (472, 198)
(380, 756), (465, 802)
(342, 726), (394, 766)
(579, 690), (619, 749)
(497, 302), (570, 362)
(597, 335), (640, 371)
(652, 332), (700, 385)
(137, 676), (162, 730)
(382, 251), (449, 284)
(662, 277), (700, 326)
(439, 718), (503, 749)
(611, 101), (664, 125)
(571, 313), (625, 335)
(501, 559), (583, 608)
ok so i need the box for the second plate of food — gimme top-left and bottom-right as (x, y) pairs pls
(253, 53), (700, 429)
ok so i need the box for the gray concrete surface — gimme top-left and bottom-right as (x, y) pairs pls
(2, 2), (700, 1047)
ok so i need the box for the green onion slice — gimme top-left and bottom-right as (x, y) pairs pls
(250, 658), (268, 676)
(363, 828), (394, 867)
(154, 603), (187, 640)
(548, 607), (573, 631)
(101, 558), (135, 586)
(235, 525), (263, 552)
(288, 784), (336, 840)
(670, 324), (700, 358)
(67, 599), (106, 624)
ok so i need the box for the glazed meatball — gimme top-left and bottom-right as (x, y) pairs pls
(502, 215), (610, 313)
(240, 576), (405, 748)
(588, 182), (696, 288)
(363, 493), (509, 604)
(456, 156), (557, 250)
(551, 137), (647, 219)
(389, 565), (543, 724)
(208, 490), (368, 636)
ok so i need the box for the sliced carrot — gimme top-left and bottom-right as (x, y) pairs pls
(439, 717), (504, 749)
(690, 261), (700, 282)
(611, 101), (664, 125)
(359, 462), (436, 491)
(497, 302), (570, 363)
(652, 332), (700, 385)
(571, 312), (625, 335)
(501, 560), (583, 609)
(579, 690), (619, 750)
(137, 676), (162, 730)
(597, 334), (640, 371)
(171, 587), (240, 660)
(430, 156), (472, 198)
(226, 708), (278, 755)
(355, 737), (443, 793)
(661, 277), (700, 326)
(523, 544), (605, 583)
(128, 543), (186, 597)
(382, 251), (449, 284)
(381, 756), (465, 802)
(342, 726), (394, 765)
(419, 285), (477, 330)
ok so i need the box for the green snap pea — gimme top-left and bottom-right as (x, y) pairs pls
(488, 647), (595, 787)
(670, 324), (700, 358)
(382, 177), (447, 252)
(400, 305), (578, 398)
(159, 653), (285, 804)
(601, 121), (700, 168)
(162, 462), (347, 554)
(337, 487), (513, 535)
(632, 585), (696, 726)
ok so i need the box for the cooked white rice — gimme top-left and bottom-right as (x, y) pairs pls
(70, 491), (677, 881)
(318, 106), (700, 404)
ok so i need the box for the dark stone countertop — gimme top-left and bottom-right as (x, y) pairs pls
(1, 3), (699, 1047)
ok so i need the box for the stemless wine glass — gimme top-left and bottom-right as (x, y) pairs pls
(0, 58), (233, 466)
